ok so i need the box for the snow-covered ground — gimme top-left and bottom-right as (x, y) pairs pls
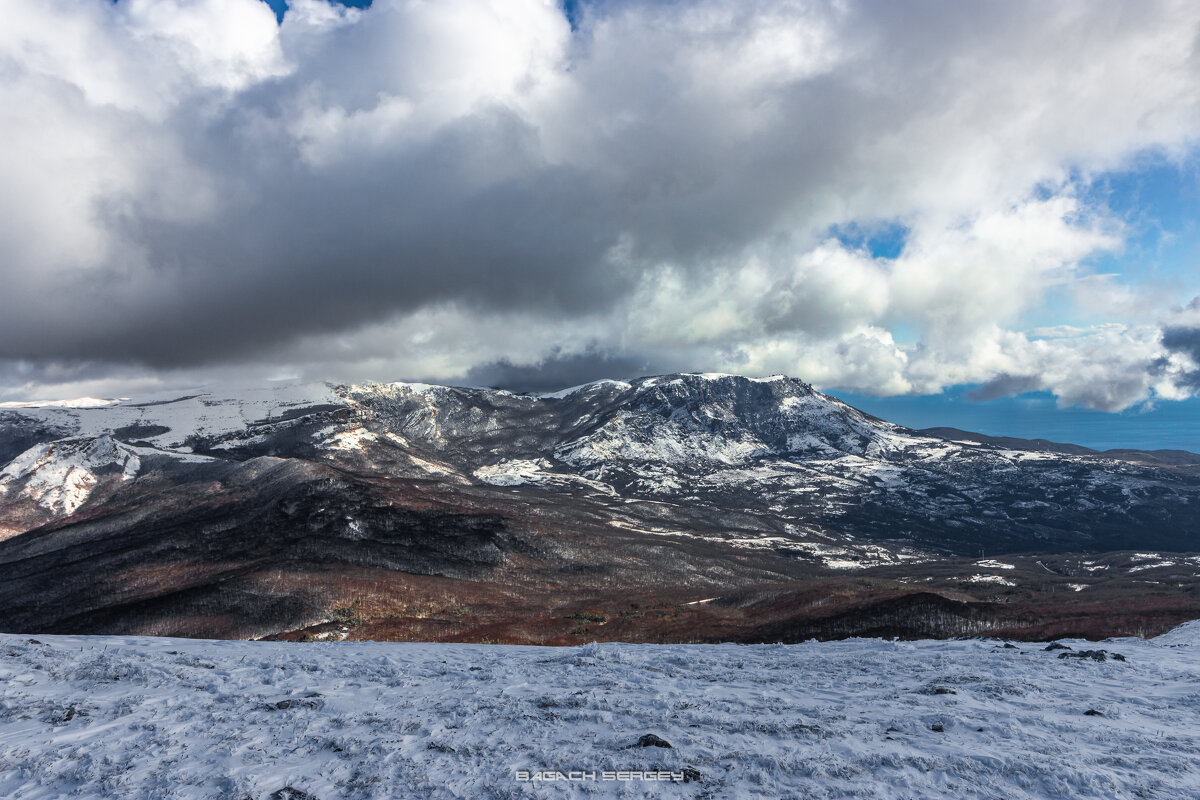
(1, 626), (1198, 799)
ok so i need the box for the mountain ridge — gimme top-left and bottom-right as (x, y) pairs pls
(1, 373), (1198, 641)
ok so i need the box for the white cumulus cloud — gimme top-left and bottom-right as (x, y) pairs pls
(0, 0), (1197, 412)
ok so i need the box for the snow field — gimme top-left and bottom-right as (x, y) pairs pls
(1, 625), (1198, 799)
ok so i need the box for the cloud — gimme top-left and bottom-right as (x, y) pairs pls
(967, 374), (1043, 403)
(464, 349), (649, 392)
(1162, 325), (1200, 360)
(1162, 324), (1200, 388)
(0, 0), (1198, 409)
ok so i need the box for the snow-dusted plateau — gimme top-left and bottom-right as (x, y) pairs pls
(1, 624), (1198, 799)
(1, 372), (1199, 641)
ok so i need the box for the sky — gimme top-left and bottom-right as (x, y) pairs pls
(1, 0), (1200, 450)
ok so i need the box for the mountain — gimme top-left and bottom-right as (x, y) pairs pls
(1, 373), (1199, 642)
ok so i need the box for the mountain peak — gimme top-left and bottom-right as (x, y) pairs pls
(0, 434), (141, 515)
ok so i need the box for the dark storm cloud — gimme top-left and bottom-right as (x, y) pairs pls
(4, 99), (627, 366)
(1162, 326), (1200, 388)
(93, 122), (621, 366)
(967, 373), (1043, 402)
(1162, 326), (1200, 359)
(463, 349), (649, 392)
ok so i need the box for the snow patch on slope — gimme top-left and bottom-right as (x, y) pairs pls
(556, 411), (770, 467)
(0, 436), (216, 516)
(474, 459), (552, 486)
(0, 436), (140, 515)
(322, 426), (379, 452)
(966, 574), (1017, 587)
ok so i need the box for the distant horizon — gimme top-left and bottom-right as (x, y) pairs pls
(835, 388), (1200, 455)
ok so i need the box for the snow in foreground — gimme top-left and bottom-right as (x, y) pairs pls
(1, 626), (1199, 799)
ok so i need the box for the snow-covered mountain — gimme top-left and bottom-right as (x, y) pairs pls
(1, 373), (1198, 640)
(9, 372), (1194, 552)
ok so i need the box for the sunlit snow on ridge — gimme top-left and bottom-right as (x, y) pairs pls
(539, 379), (634, 399)
(0, 435), (218, 515)
(1, 382), (344, 452)
(0, 397), (117, 408)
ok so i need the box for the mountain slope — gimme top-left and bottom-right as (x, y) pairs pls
(329, 374), (1200, 555)
(1, 373), (1198, 640)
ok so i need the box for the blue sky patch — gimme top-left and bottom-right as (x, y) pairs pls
(828, 220), (909, 260)
(263, 0), (372, 24)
